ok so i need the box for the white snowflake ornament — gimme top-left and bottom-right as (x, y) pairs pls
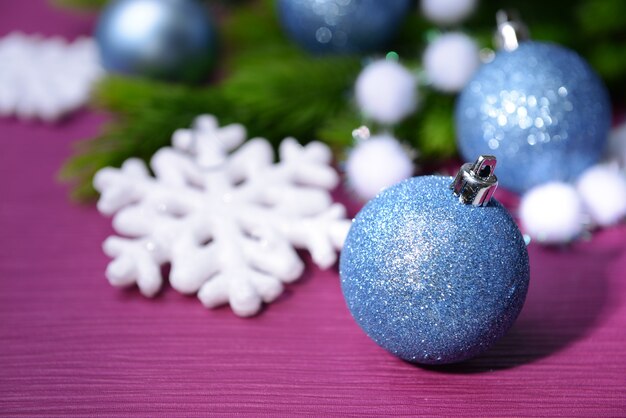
(94, 115), (351, 317)
(0, 32), (103, 122)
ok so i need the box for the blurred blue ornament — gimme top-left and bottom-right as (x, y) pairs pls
(456, 41), (611, 194)
(277, 0), (413, 54)
(95, 0), (217, 83)
(340, 158), (529, 365)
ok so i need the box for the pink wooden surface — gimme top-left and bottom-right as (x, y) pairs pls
(1, 2), (625, 416)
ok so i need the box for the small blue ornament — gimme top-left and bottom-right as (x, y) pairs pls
(96, 0), (218, 83)
(455, 41), (611, 194)
(340, 156), (530, 365)
(276, 0), (413, 54)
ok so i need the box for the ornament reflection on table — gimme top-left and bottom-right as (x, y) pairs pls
(455, 11), (611, 194)
(340, 156), (530, 364)
(276, 0), (414, 54)
(95, 0), (218, 83)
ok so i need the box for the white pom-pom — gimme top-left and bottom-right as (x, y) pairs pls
(520, 182), (584, 244)
(355, 60), (417, 125)
(345, 134), (414, 200)
(423, 32), (480, 92)
(421, 0), (478, 25)
(577, 163), (626, 227)
(606, 122), (626, 167)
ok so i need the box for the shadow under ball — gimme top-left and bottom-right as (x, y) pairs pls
(96, 0), (217, 83)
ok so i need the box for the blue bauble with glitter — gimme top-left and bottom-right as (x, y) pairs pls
(456, 41), (611, 194)
(277, 0), (413, 54)
(340, 165), (530, 364)
(96, 0), (217, 83)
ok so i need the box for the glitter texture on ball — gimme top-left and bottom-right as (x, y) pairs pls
(340, 176), (530, 364)
(456, 41), (611, 194)
(276, 0), (413, 54)
(96, 0), (217, 83)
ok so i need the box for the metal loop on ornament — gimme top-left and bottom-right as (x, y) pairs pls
(494, 10), (530, 52)
(451, 155), (499, 207)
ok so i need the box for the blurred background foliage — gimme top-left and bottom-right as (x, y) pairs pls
(56, 0), (626, 199)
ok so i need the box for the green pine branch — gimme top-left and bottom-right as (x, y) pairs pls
(60, 50), (364, 199)
(58, 0), (625, 200)
(52, 0), (108, 10)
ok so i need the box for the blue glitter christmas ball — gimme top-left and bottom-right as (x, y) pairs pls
(340, 176), (530, 365)
(96, 0), (217, 83)
(276, 0), (413, 54)
(456, 41), (611, 194)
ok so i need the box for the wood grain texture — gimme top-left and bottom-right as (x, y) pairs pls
(1, 3), (626, 416)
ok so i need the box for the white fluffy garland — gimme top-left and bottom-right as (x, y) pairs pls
(423, 32), (480, 92)
(421, 0), (478, 25)
(519, 182), (585, 244)
(94, 115), (351, 317)
(0, 32), (103, 121)
(520, 123), (626, 244)
(355, 59), (418, 125)
(345, 134), (415, 200)
(577, 163), (626, 227)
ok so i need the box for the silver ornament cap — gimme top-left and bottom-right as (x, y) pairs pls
(494, 10), (529, 51)
(451, 155), (498, 206)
